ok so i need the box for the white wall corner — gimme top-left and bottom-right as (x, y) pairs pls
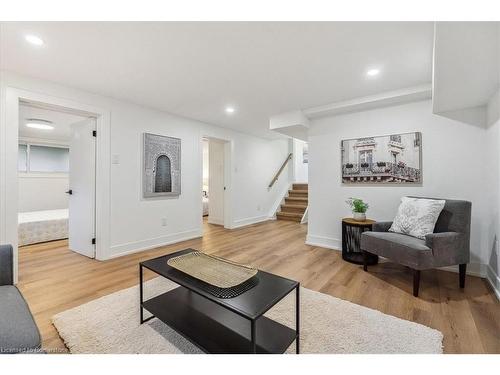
(231, 215), (271, 229)
(487, 264), (500, 301)
(305, 234), (341, 251)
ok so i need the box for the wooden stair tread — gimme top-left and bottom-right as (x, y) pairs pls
(283, 204), (308, 209)
(292, 183), (308, 190)
(276, 211), (303, 218)
(277, 184), (308, 222)
(285, 197), (308, 202)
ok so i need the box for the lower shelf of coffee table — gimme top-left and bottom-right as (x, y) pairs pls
(142, 287), (296, 354)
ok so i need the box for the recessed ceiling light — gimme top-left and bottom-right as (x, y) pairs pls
(225, 106), (235, 114)
(26, 119), (53, 130)
(366, 68), (380, 77)
(25, 34), (44, 46)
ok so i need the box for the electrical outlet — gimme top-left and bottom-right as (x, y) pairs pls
(161, 218), (167, 226)
(257, 205), (261, 211)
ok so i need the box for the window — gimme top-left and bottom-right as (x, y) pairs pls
(359, 150), (373, 164)
(18, 143), (69, 173)
(390, 135), (402, 143)
(18, 144), (28, 172)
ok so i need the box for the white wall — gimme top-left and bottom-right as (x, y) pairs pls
(18, 174), (69, 212)
(17, 137), (70, 212)
(293, 139), (308, 183)
(307, 100), (490, 273)
(0, 71), (290, 260)
(483, 25), (500, 296)
(486, 87), (500, 296)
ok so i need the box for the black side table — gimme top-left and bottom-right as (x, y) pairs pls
(341, 218), (379, 265)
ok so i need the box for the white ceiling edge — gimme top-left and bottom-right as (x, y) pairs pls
(434, 105), (488, 128)
(269, 124), (309, 142)
(269, 85), (432, 140)
(269, 110), (309, 141)
(303, 84), (432, 119)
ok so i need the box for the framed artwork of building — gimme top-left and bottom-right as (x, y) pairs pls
(341, 132), (422, 184)
(143, 133), (181, 198)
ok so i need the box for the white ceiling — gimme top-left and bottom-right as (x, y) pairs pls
(1, 22), (434, 139)
(433, 22), (499, 113)
(19, 104), (87, 142)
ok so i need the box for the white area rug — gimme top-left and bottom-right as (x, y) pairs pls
(52, 277), (443, 354)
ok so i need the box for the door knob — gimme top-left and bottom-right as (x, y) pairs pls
(65, 189), (73, 195)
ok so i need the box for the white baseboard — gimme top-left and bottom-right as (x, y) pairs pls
(231, 215), (270, 229)
(486, 264), (500, 301)
(105, 229), (202, 260)
(207, 217), (224, 226)
(305, 234), (341, 251)
(439, 263), (487, 278)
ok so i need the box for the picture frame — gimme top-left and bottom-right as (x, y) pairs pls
(142, 132), (181, 198)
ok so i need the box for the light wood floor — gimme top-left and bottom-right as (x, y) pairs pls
(18, 219), (499, 354)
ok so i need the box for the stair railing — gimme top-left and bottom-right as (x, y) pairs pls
(268, 153), (293, 188)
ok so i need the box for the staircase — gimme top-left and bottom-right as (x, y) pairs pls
(276, 183), (308, 222)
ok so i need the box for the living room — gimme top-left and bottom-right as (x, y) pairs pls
(0, 2), (499, 374)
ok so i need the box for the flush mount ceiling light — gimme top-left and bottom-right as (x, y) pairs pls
(366, 68), (381, 77)
(25, 34), (44, 46)
(26, 119), (54, 130)
(225, 106), (236, 114)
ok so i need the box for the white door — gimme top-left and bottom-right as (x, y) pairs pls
(208, 140), (225, 226)
(68, 118), (96, 258)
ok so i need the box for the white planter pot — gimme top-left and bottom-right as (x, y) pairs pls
(353, 212), (366, 221)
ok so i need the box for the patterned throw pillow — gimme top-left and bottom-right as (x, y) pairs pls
(389, 197), (446, 240)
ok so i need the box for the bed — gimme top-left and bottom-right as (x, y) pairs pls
(18, 209), (69, 246)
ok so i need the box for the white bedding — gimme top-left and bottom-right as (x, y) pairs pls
(202, 196), (209, 216)
(18, 209), (69, 246)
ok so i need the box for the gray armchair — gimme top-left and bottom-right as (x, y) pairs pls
(0, 244), (42, 353)
(360, 198), (471, 297)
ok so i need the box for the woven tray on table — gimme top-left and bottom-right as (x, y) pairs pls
(167, 251), (259, 299)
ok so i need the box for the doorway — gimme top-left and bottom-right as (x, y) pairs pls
(1, 87), (111, 282)
(17, 102), (97, 258)
(201, 137), (231, 230)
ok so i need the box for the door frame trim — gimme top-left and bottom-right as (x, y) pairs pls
(200, 136), (233, 229)
(1, 87), (111, 282)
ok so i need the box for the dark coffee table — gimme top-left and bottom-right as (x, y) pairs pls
(139, 249), (300, 354)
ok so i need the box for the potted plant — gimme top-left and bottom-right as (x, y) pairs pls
(346, 197), (369, 221)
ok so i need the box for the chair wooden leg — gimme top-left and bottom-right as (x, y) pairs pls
(362, 250), (368, 272)
(459, 264), (466, 288)
(413, 269), (420, 297)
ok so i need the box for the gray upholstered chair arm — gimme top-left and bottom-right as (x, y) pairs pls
(425, 232), (466, 257)
(425, 231), (462, 246)
(372, 221), (393, 232)
(0, 244), (14, 285)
